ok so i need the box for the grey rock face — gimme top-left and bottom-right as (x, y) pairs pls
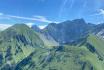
(42, 19), (94, 44)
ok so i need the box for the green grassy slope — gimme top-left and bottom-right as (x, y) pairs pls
(0, 24), (104, 70)
(14, 45), (104, 70)
(87, 34), (104, 59)
(14, 34), (104, 70)
(0, 24), (45, 70)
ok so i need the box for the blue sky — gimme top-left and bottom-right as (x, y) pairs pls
(0, 0), (104, 29)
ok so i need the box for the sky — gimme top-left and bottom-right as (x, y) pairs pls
(0, 0), (104, 30)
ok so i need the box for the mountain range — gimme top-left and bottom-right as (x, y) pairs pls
(0, 19), (104, 70)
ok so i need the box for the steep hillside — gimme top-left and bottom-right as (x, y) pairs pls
(87, 34), (104, 59)
(0, 24), (45, 70)
(36, 32), (59, 48)
(13, 34), (104, 70)
(32, 25), (59, 47)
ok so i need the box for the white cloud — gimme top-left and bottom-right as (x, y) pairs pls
(0, 23), (47, 31)
(38, 25), (47, 29)
(0, 13), (60, 30)
(33, 15), (53, 23)
(25, 23), (34, 27)
(0, 23), (35, 31)
(91, 9), (104, 16)
(0, 13), (59, 23)
(0, 24), (13, 31)
(99, 9), (104, 16)
(0, 13), (3, 16)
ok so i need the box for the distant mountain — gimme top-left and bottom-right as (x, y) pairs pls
(31, 25), (41, 32)
(32, 25), (59, 47)
(38, 19), (94, 44)
(92, 23), (104, 40)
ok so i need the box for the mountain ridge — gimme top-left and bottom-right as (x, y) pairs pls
(32, 19), (104, 45)
(0, 19), (104, 70)
(35, 19), (94, 44)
